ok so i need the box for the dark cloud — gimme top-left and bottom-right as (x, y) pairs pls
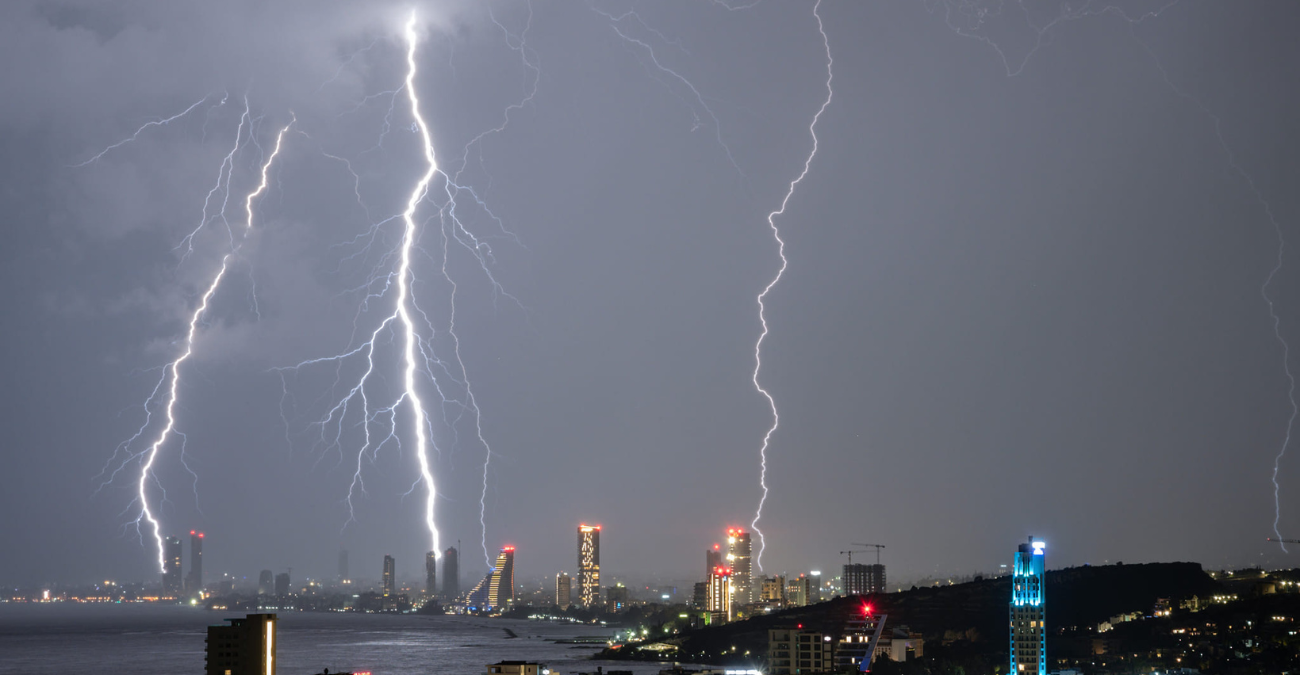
(2, 0), (1300, 588)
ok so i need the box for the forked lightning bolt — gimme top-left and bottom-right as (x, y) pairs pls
(395, 11), (441, 558)
(107, 118), (293, 571)
(750, 0), (833, 570)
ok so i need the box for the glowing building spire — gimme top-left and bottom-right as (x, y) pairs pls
(750, 0), (834, 570)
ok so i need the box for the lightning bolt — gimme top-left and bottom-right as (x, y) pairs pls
(749, 0), (833, 571)
(69, 94), (216, 168)
(395, 11), (441, 558)
(116, 117), (294, 571)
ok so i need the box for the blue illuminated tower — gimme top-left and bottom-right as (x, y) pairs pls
(1009, 537), (1046, 674)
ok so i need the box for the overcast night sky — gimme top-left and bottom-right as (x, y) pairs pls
(1, 0), (1299, 588)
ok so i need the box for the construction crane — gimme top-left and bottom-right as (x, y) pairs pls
(840, 549), (867, 564)
(1267, 538), (1300, 544)
(851, 543), (886, 565)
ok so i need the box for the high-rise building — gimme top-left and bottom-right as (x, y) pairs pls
(706, 565), (732, 623)
(488, 547), (515, 607)
(338, 549), (348, 581)
(706, 544), (723, 580)
(205, 613), (277, 675)
(555, 572), (572, 607)
(442, 546), (459, 600)
(578, 524), (601, 607)
(187, 530), (204, 595)
(274, 572), (289, 596)
(761, 575), (786, 604)
(808, 570), (823, 603)
(258, 570), (273, 595)
(843, 563), (886, 596)
(163, 535), (183, 596)
(1010, 538), (1047, 675)
(382, 555), (396, 598)
(726, 528), (753, 605)
(426, 551), (438, 596)
(605, 584), (629, 611)
(787, 576), (809, 607)
(692, 581), (709, 609)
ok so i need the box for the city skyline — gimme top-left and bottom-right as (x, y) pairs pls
(3, 1), (1300, 585)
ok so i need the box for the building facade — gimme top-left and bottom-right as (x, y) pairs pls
(762, 575), (787, 604)
(382, 555), (396, 598)
(163, 535), (183, 596)
(706, 545), (723, 580)
(706, 566), (732, 623)
(725, 529), (753, 605)
(1010, 538), (1047, 675)
(338, 549), (348, 582)
(187, 530), (204, 595)
(442, 546), (459, 600)
(768, 627), (834, 675)
(843, 563), (886, 596)
(606, 584), (629, 611)
(205, 613), (276, 675)
(556, 572), (571, 607)
(578, 524), (601, 607)
(484, 546), (515, 608)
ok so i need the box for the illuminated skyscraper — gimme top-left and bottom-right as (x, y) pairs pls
(843, 563), (886, 596)
(706, 565), (732, 623)
(556, 572), (572, 607)
(426, 551), (437, 596)
(442, 546), (459, 600)
(725, 528), (752, 605)
(488, 547), (515, 607)
(187, 530), (204, 595)
(1010, 538), (1047, 675)
(578, 524), (601, 607)
(163, 535), (183, 596)
(338, 549), (348, 581)
(205, 613), (277, 675)
(382, 555), (396, 598)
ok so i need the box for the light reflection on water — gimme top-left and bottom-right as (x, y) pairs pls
(0, 604), (696, 675)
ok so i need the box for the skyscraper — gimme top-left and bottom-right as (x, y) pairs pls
(488, 547), (515, 607)
(382, 555), (396, 598)
(706, 544), (722, 579)
(556, 572), (572, 607)
(578, 524), (601, 607)
(163, 535), (183, 596)
(338, 549), (349, 581)
(843, 563), (886, 595)
(426, 551), (438, 596)
(808, 570), (822, 603)
(442, 546), (459, 600)
(725, 528), (752, 605)
(187, 530), (204, 595)
(258, 570), (273, 595)
(1010, 538), (1047, 675)
(274, 572), (290, 596)
(706, 565), (732, 623)
(470, 546), (517, 608)
(205, 613), (277, 675)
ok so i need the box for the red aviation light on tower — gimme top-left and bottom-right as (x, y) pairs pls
(190, 530), (195, 535)
(713, 566), (732, 577)
(713, 544), (720, 551)
(503, 546), (515, 552)
(198, 532), (204, 538)
(579, 524), (601, 532)
(862, 602), (873, 616)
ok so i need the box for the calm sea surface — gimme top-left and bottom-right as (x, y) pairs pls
(0, 604), (681, 675)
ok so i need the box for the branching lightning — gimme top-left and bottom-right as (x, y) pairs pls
(749, 0), (834, 571)
(97, 114), (294, 571)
